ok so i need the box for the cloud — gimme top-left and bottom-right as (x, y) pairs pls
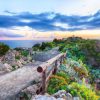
(0, 10), (100, 31)
(4, 10), (16, 15)
(0, 29), (24, 38)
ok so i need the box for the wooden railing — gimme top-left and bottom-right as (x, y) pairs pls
(0, 53), (66, 100)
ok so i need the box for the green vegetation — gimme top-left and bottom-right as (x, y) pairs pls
(0, 43), (10, 56)
(46, 37), (100, 99)
(0, 37), (99, 99)
(15, 55), (20, 60)
(32, 42), (55, 51)
(70, 82), (99, 100)
(12, 65), (16, 71)
(21, 50), (29, 57)
(47, 72), (99, 100)
(47, 74), (68, 94)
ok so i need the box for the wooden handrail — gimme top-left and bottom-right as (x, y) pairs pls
(37, 53), (64, 73)
(0, 53), (66, 100)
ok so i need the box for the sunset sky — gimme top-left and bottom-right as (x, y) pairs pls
(0, 0), (100, 40)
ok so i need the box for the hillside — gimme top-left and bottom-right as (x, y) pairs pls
(32, 37), (100, 99)
(0, 37), (100, 100)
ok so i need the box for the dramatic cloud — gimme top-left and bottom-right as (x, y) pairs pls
(0, 10), (100, 31)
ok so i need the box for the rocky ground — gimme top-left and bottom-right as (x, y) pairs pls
(17, 90), (75, 100)
(31, 90), (74, 100)
(0, 45), (99, 100)
(0, 47), (60, 76)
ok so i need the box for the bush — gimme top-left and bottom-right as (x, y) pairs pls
(56, 71), (70, 83)
(0, 43), (10, 56)
(15, 55), (20, 60)
(32, 43), (41, 51)
(47, 75), (68, 94)
(21, 51), (29, 57)
(40, 42), (55, 51)
(70, 82), (99, 100)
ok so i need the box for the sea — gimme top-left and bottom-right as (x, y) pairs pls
(0, 40), (52, 48)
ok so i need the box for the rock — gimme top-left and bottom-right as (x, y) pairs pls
(53, 90), (66, 98)
(0, 70), (8, 76)
(17, 60), (23, 67)
(2, 50), (24, 68)
(20, 58), (27, 65)
(53, 90), (73, 100)
(73, 97), (80, 100)
(4, 63), (12, 72)
(0, 63), (12, 72)
(32, 48), (60, 62)
(31, 95), (57, 100)
(57, 98), (65, 100)
(31, 95), (65, 100)
(3, 50), (16, 63)
(0, 63), (4, 69)
(22, 84), (40, 95)
(66, 93), (73, 100)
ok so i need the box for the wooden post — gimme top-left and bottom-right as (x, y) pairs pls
(37, 66), (46, 94)
(42, 70), (46, 94)
(60, 56), (63, 64)
(53, 60), (58, 74)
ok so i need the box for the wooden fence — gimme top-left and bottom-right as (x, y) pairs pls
(0, 53), (66, 100)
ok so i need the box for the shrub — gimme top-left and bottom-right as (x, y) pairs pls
(15, 55), (20, 60)
(47, 75), (68, 94)
(56, 71), (70, 83)
(40, 42), (55, 51)
(0, 43), (10, 56)
(70, 82), (99, 100)
(12, 65), (16, 71)
(32, 43), (41, 51)
(21, 51), (29, 57)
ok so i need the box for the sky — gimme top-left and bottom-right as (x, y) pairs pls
(0, 0), (100, 40)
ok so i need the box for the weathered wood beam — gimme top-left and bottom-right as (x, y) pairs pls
(0, 66), (41, 100)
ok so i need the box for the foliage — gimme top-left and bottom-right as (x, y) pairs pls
(14, 48), (23, 51)
(70, 82), (99, 100)
(66, 85), (79, 97)
(91, 69), (100, 79)
(32, 42), (55, 51)
(56, 71), (71, 83)
(32, 43), (41, 51)
(20, 92), (31, 100)
(0, 43), (10, 56)
(21, 50), (29, 57)
(47, 75), (68, 94)
(15, 55), (20, 60)
(40, 42), (55, 50)
(65, 58), (89, 78)
(12, 65), (16, 71)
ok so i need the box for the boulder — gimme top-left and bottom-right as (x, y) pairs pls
(21, 83), (41, 95)
(53, 90), (66, 98)
(17, 60), (23, 67)
(4, 63), (12, 72)
(31, 95), (57, 100)
(73, 97), (80, 100)
(32, 48), (60, 62)
(19, 58), (25, 64)
(3, 50), (16, 63)
(0, 63), (12, 72)
(53, 90), (73, 100)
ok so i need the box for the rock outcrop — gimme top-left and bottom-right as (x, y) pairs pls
(31, 90), (73, 100)
(32, 47), (60, 62)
